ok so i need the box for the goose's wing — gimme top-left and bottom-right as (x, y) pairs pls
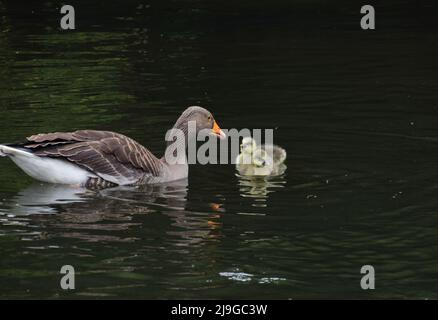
(21, 130), (162, 185)
(261, 144), (286, 166)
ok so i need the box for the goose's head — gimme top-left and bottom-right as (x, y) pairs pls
(240, 137), (257, 155)
(174, 106), (226, 139)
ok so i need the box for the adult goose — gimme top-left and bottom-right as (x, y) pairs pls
(0, 106), (226, 188)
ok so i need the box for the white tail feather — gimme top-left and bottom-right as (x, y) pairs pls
(0, 145), (35, 158)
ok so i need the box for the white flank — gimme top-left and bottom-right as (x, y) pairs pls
(0, 145), (94, 185)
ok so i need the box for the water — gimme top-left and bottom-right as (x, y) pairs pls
(1, 0), (438, 299)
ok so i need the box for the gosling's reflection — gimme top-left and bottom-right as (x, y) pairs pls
(1, 180), (223, 245)
(237, 174), (287, 207)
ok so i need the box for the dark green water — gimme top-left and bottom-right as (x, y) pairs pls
(1, 1), (438, 299)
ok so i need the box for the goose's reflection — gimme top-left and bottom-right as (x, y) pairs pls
(97, 179), (189, 212)
(3, 183), (90, 215)
(0, 180), (223, 245)
(236, 174), (287, 207)
(2, 180), (189, 216)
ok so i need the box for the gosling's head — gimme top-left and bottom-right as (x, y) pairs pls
(240, 137), (257, 154)
(252, 149), (269, 168)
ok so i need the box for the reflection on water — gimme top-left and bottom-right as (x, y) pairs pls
(237, 174), (287, 208)
(1, 183), (90, 215)
(0, 180), (225, 246)
(1, 180), (188, 216)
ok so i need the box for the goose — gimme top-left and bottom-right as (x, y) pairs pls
(236, 137), (286, 176)
(0, 106), (226, 188)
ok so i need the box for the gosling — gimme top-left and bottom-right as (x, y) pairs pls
(235, 137), (286, 176)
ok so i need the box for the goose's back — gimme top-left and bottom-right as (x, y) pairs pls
(20, 130), (163, 185)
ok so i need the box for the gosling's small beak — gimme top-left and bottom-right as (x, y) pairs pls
(212, 120), (226, 140)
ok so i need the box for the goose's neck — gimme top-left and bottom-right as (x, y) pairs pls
(159, 122), (192, 181)
(162, 120), (193, 166)
(164, 137), (188, 165)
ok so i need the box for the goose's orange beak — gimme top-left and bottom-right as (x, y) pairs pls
(212, 120), (226, 139)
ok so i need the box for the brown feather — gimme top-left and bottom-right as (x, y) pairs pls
(23, 130), (162, 185)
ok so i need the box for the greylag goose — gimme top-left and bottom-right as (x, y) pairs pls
(236, 137), (286, 176)
(0, 106), (225, 188)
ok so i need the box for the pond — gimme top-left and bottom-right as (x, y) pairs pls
(0, 0), (438, 299)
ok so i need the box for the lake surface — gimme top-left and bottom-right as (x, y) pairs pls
(1, 0), (438, 299)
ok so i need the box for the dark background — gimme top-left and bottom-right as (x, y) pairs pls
(1, 0), (438, 299)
